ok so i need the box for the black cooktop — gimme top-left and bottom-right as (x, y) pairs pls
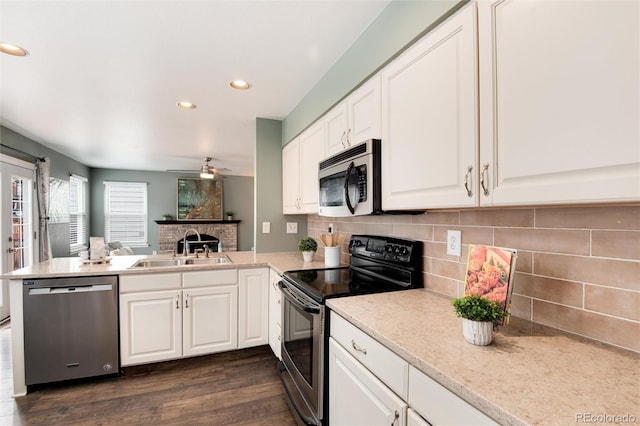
(282, 267), (413, 303)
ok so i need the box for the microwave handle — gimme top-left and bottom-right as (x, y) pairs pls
(344, 161), (356, 215)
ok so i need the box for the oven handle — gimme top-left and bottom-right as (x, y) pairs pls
(278, 281), (321, 314)
(277, 361), (318, 426)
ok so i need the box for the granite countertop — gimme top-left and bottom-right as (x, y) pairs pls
(327, 289), (640, 426)
(1, 251), (331, 279)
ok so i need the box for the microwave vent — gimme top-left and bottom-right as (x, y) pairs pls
(319, 142), (368, 170)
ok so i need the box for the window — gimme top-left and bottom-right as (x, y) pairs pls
(104, 181), (148, 248)
(69, 175), (87, 253)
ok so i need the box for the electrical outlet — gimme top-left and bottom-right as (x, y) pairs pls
(447, 230), (461, 256)
(286, 222), (298, 234)
(262, 222), (271, 234)
(328, 223), (334, 234)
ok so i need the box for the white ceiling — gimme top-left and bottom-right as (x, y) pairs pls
(0, 0), (390, 177)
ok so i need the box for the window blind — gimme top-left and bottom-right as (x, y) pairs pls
(69, 174), (87, 253)
(104, 181), (148, 248)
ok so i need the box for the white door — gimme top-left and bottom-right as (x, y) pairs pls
(0, 155), (37, 322)
(238, 268), (269, 349)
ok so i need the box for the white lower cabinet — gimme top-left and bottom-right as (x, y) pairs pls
(120, 268), (269, 366)
(268, 269), (282, 359)
(329, 338), (407, 426)
(329, 312), (497, 426)
(238, 268), (269, 349)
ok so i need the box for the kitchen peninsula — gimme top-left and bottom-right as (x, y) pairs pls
(5, 253), (639, 425)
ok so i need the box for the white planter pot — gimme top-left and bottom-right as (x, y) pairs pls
(302, 251), (315, 262)
(462, 318), (494, 346)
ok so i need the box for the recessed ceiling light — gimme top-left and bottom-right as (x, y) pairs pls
(176, 101), (196, 110)
(0, 42), (28, 56)
(229, 80), (250, 90)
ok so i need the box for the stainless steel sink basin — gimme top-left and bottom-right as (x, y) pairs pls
(129, 255), (232, 268)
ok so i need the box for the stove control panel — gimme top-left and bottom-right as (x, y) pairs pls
(349, 235), (421, 264)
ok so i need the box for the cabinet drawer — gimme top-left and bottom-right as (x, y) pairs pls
(330, 312), (408, 399)
(183, 269), (237, 288)
(409, 366), (496, 425)
(120, 273), (181, 293)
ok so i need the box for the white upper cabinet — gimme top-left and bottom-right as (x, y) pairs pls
(381, 4), (478, 210)
(282, 120), (325, 214)
(478, 0), (640, 205)
(325, 75), (381, 156)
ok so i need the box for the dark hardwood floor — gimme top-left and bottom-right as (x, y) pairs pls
(0, 321), (296, 425)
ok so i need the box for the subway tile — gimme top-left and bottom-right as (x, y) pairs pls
(392, 224), (434, 241)
(368, 214), (413, 224)
(413, 211), (460, 225)
(364, 223), (394, 236)
(513, 273), (583, 308)
(424, 273), (458, 298)
(338, 222), (367, 235)
(460, 208), (534, 228)
(514, 250), (533, 274)
(508, 294), (532, 320)
(495, 228), (590, 256)
(592, 230), (640, 261)
(585, 285), (640, 322)
(427, 257), (466, 281)
(535, 253), (640, 291)
(535, 205), (640, 230)
(424, 241), (460, 261)
(532, 300), (640, 352)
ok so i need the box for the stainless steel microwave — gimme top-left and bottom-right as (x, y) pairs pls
(318, 139), (381, 217)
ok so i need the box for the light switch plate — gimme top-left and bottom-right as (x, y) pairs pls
(447, 230), (462, 256)
(286, 222), (298, 234)
(262, 222), (271, 234)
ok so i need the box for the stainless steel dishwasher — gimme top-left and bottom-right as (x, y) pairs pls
(23, 275), (119, 386)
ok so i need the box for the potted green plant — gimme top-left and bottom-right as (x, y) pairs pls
(226, 211), (234, 221)
(451, 294), (509, 346)
(162, 213), (173, 221)
(298, 236), (318, 262)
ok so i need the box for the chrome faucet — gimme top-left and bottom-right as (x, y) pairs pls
(182, 228), (201, 257)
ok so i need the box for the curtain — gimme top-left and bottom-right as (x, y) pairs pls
(36, 158), (52, 261)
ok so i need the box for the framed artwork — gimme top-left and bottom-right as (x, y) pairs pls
(176, 178), (223, 220)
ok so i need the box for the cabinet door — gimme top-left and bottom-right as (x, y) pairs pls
(347, 75), (381, 147)
(120, 290), (182, 366)
(478, 0), (640, 205)
(381, 4), (478, 210)
(183, 286), (238, 357)
(282, 138), (301, 214)
(325, 101), (349, 156)
(238, 268), (269, 349)
(408, 409), (430, 426)
(329, 338), (407, 426)
(268, 269), (282, 359)
(299, 121), (324, 213)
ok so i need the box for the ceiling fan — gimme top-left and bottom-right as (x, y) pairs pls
(167, 157), (231, 179)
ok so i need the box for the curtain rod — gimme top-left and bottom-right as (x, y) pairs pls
(0, 144), (46, 162)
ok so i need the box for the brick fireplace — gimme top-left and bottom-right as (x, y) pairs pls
(156, 220), (239, 253)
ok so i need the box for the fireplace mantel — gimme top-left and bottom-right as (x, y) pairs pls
(155, 220), (241, 225)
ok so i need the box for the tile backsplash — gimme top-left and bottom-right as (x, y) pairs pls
(308, 204), (640, 352)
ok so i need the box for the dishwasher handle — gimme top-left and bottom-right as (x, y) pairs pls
(28, 284), (114, 295)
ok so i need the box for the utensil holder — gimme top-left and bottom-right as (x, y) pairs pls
(324, 246), (340, 267)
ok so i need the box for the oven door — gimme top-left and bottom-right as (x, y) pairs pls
(318, 153), (372, 217)
(278, 279), (324, 426)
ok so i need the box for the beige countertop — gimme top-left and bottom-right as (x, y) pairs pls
(327, 289), (640, 426)
(2, 251), (331, 280)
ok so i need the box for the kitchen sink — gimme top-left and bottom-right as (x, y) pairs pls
(129, 255), (232, 268)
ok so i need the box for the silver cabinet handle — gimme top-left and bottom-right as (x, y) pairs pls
(391, 410), (399, 426)
(185, 293), (189, 308)
(351, 339), (367, 355)
(340, 130), (347, 148)
(464, 165), (473, 197)
(480, 162), (490, 196)
(346, 128), (352, 146)
(175, 295), (180, 309)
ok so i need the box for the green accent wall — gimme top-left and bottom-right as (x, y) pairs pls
(255, 118), (306, 253)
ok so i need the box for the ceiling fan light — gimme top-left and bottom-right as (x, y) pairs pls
(200, 172), (214, 179)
